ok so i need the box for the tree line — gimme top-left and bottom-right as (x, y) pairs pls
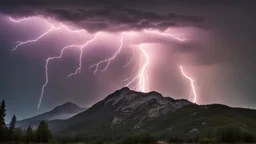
(0, 100), (52, 143)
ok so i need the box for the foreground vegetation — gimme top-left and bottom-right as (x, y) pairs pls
(1, 100), (255, 144)
(0, 100), (52, 143)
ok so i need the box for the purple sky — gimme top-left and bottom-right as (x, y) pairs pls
(0, 0), (256, 122)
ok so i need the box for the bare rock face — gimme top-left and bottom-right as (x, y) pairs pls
(104, 87), (192, 121)
(112, 116), (123, 124)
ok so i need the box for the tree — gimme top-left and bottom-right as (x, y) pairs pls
(13, 128), (25, 142)
(9, 115), (16, 141)
(0, 100), (6, 141)
(26, 125), (33, 142)
(36, 120), (52, 142)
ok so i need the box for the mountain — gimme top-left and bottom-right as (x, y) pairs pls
(48, 87), (193, 134)
(17, 102), (87, 129)
(48, 87), (256, 140)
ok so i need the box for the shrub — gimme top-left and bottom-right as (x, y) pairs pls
(243, 132), (255, 143)
(199, 138), (217, 144)
(220, 126), (255, 143)
(118, 133), (156, 144)
(168, 136), (183, 143)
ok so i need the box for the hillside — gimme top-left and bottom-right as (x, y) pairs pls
(48, 87), (256, 140)
(17, 102), (87, 129)
(48, 87), (193, 134)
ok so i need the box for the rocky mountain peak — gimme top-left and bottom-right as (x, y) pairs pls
(47, 88), (197, 134)
(45, 88), (256, 139)
(101, 87), (193, 120)
(104, 88), (167, 107)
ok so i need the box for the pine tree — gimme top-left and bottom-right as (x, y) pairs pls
(14, 128), (24, 142)
(0, 100), (6, 141)
(26, 125), (33, 142)
(9, 115), (16, 141)
(36, 120), (52, 142)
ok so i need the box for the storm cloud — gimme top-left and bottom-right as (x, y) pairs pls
(0, 0), (204, 32)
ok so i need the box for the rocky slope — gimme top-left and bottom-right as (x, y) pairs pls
(47, 87), (256, 139)
(48, 87), (193, 135)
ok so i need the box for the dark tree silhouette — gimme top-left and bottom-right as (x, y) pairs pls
(26, 125), (33, 142)
(0, 100), (6, 141)
(9, 115), (16, 140)
(36, 120), (52, 142)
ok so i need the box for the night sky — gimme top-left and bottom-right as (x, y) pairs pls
(0, 0), (256, 122)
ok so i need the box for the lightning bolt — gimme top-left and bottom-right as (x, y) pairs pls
(125, 29), (187, 92)
(12, 20), (62, 51)
(67, 34), (99, 77)
(144, 29), (197, 102)
(125, 44), (149, 92)
(9, 17), (31, 23)
(144, 29), (187, 41)
(60, 23), (86, 33)
(123, 47), (136, 68)
(38, 35), (97, 108)
(138, 44), (149, 92)
(9, 16), (99, 107)
(180, 66), (197, 103)
(89, 36), (124, 74)
(9, 16), (198, 108)
(11, 18), (88, 51)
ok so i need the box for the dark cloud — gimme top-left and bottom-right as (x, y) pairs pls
(0, 0), (204, 32)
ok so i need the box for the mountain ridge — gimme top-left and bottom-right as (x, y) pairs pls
(46, 87), (256, 140)
(48, 87), (194, 133)
(17, 102), (87, 129)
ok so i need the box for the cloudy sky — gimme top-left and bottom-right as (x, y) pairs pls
(0, 0), (256, 122)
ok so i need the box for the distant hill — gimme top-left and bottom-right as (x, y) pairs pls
(48, 87), (256, 140)
(17, 102), (87, 129)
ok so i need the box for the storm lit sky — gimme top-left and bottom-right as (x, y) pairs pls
(0, 0), (256, 122)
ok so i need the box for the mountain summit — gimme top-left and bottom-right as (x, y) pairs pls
(103, 87), (192, 118)
(51, 102), (85, 115)
(48, 87), (193, 134)
(47, 87), (256, 139)
(17, 102), (87, 129)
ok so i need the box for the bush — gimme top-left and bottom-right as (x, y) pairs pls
(199, 138), (217, 144)
(220, 126), (255, 143)
(168, 136), (183, 143)
(50, 139), (60, 144)
(243, 132), (255, 143)
(118, 133), (156, 144)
